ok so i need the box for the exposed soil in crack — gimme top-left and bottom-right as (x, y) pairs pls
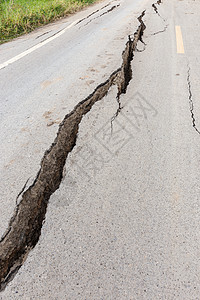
(137, 10), (146, 44)
(111, 11), (146, 125)
(187, 66), (200, 135)
(0, 10), (147, 292)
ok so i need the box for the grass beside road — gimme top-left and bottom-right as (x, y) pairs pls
(0, 0), (98, 43)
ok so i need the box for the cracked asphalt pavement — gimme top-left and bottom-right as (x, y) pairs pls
(1, 0), (200, 298)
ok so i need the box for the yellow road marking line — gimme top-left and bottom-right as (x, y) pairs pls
(175, 26), (184, 54)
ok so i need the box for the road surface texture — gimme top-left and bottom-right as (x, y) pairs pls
(0, 0), (200, 298)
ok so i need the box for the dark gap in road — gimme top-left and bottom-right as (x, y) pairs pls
(37, 2), (115, 45)
(137, 10), (146, 45)
(152, 0), (165, 21)
(187, 66), (200, 135)
(111, 34), (134, 125)
(152, 3), (160, 16)
(38, 26), (66, 44)
(0, 10), (147, 292)
(79, 4), (120, 28)
(152, 0), (162, 17)
(151, 0), (168, 35)
(36, 31), (52, 39)
(111, 10), (146, 124)
(76, 2), (111, 25)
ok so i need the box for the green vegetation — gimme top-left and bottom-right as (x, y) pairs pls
(0, 0), (98, 43)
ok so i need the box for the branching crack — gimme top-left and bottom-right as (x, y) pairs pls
(187, 66), (200, 135)
(111, 11), (146, 126)
(0, 10), (147, 292)
(151, 0), (168, 36)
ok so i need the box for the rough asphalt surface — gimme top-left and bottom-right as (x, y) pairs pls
(1, 0), (200, 298)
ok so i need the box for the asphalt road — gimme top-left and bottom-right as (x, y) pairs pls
(1, 0), (200, 298)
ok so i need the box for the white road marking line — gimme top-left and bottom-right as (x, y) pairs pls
(175, 25), (184, 54)
(0, 19), (80, 70)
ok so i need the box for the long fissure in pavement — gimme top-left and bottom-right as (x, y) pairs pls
(0, 0), (163, 292)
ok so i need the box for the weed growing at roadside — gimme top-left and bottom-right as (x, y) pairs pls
(0, 0), (97, 43)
